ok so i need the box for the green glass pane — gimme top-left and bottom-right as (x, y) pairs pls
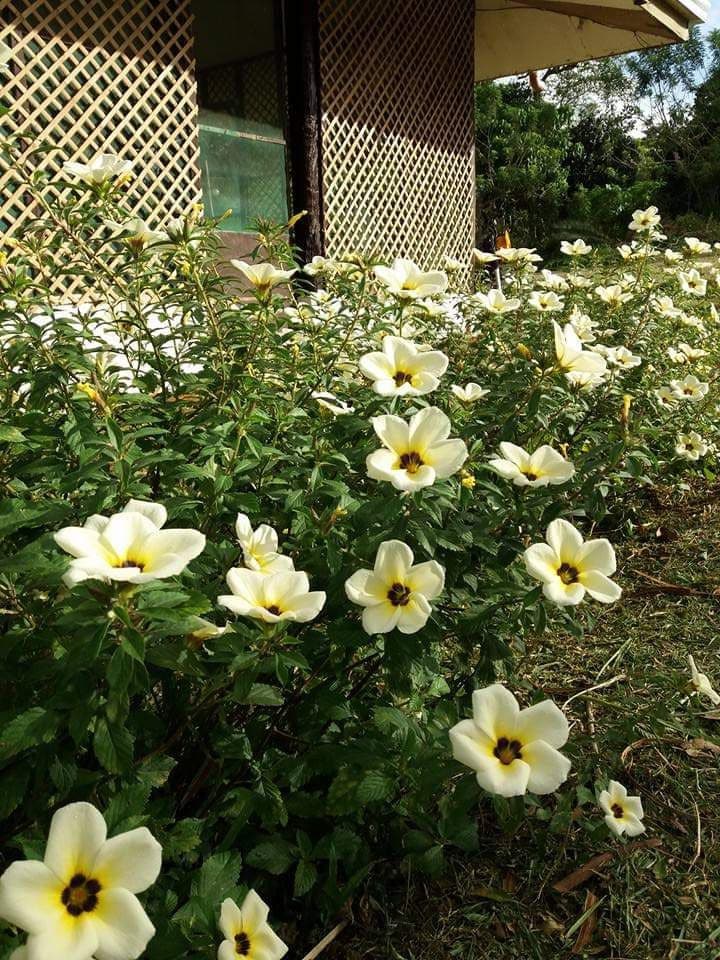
(198, 124), (288, 233)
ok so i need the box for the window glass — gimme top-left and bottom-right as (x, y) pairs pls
(191, 0), (288, 233)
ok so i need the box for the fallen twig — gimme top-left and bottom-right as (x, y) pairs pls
(301, 920), (350, 960)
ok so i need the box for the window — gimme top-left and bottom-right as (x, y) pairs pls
(190, 0), (289, 235)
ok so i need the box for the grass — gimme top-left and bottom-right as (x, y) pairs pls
(321, 481), (720, 959)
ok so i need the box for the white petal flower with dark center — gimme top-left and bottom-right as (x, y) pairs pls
(496, 247), (543, 265)
(218, 890), (288, 960)
(345, 539), (444, 635)
(359, 336), (448, 397)
(366, 406), (468, 492)
(675, 431), (708, 461)
(449, 684), (571, 797)
(678, 269), (707, 297)
(235, 514), (294, 573)
(373, 259), (448, 299)
(629, 205), (661, 232)
(54, 500), (206, 588)
(669, 374), (709, 402)
(0, 801), (161, 960)
(688, 655), (720, 705)
(218, 569), (326, 624)
(230, 261), (297, 296)
(553, 322), (607, 376)
(451, 382), (489, 403)
(529, 290), (564, 312)
(488, 443), (575, 488)
(654, 385), (677, 407)
(652, 295), (682, 318)
(684, 236), (712, 255)
(524, 518), (621, 607)
(599, 781), (645, 837)
(472, 289), (521, 314)
(606, 346), (641, 370)
(471, 248), (499, 265)
(560, 238), (592, 256)
(595, 284), (633, 307)
(103, 218), (164, 251)
(311, 391), (355, 415)
(62, 154), (132, 185)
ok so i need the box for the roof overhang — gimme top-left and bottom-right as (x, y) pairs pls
(475, 0), (710, 81)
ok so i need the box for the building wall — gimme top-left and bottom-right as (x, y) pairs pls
(317, 0), (476, 269)
(0, 0), (201, 273)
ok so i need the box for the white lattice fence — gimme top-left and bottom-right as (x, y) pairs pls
(0, 0), (201, 292)
(317, 0), (475, 269)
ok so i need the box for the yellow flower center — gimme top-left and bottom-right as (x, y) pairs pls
(399, 451), (424, 474)
(387, 582), (411, 606)
(61, 873), (102, 917)
(235, 931), (251, 956)
(494, 737), (523, 765)
(393, 370), (414, 386)
(557, 563), (579, 585)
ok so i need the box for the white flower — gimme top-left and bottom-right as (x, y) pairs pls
(669, 374), (709, 402)
(235, 513), (293, 573)
(524, 518), (621, 607)
(652, 295), (682, 318)
(684, 237), (712, 255)
(595, 284), (633, 307)
(0, 801), (161, 960)
(529, 290), (564, 312)
(230, 261), (297, 294)
(665, 249), (684, 263)
(311, 390), (354, 415)
(54, 500), (206, 588)
(366, 406), (468, 492)
(553, 322), (607, 376)
(374, 259), (448, 299)
(443, 255), (466, 271)
(568, 309), (597, 343)
(451, 382), (488, 403)
(539, 270), (569, 291)
(668, 342), (706, 363)
(62, 154), (132, 185)
(654, 385), (676, 407)
(675, 431), (708, 461)
(629, 205), (661, 232)
(472, 289), (521, 314)
(345, 539), (444, 635)
(0, 40), (12, 69)
(359, 336), (448, 397)
(303, 255), (338, 276)
(606, 346), (641, 370)
(218, 569), (325, 624)
(218, 891), (288, 960)
(104, 218), (164, 250)
(449, 684), (571, 798)
(560, 238), (592, 256)
(688, 655), (720, 705)
(599, 781), (645, 837)
(496, 247), (543, 265)
(471, 249), (499, 265)
(488, 443), (575, 488)
(678, 269), (707, 297)
(567, 273), (593, 289)
(617, 244), (634, 260)
(565, 370), (607, 391)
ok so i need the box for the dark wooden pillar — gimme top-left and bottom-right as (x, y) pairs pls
(284, 0), (325, 261)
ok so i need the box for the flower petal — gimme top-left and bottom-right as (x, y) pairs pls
(396, 594), (432, 633)
(371, 415), (408, 452)
(476, 756), (531, 797)
(239, 889), (270, 935)
(515, 701), (569, 749)
(405, 560), (445, 599)
(141, 530), (206, 573)
(359, 351), (394, 381)
(577, 538), (617, 576)
(471, 684), (520, 741)
(578, 570), (621, 603)
(0, 860), (64, 935)
(344, 568), (375, 605)
(123, 500), (166, 529)
(92, 828), (161, 895)
(522, 740), (572, 794)
(94, 887), (155, 960)
(546, 519), (584, 564)
(362, 601), (401, 634)
(53, 527), (105, 560)
(409, 407), (451, 449)
(524, 543), (560, 583)
(27, 918), (100, 960)
(45, 802), (107, 880)
(219, 897), (244, 939)
(543, 579), (585, 606)
(374, 540), (414, 582)
(424, 439), (468, 478)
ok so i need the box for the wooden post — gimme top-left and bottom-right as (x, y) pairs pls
(284, 0), (325, 261)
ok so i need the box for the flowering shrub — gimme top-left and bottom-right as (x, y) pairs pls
(1, 139), (719, 957)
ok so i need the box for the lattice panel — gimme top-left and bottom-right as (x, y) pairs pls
(318, 0), (475, 270)
(0, 0), (201, 292)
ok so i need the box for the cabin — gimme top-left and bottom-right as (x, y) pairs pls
(0, 0), (709, 270)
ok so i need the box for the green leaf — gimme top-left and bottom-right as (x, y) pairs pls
(195, 851), (243, 902)
(94, 717), (134, 773)
(0, 707), (58, 761)
(293, 860), (318, 897)
(246, 837), (295, 875)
